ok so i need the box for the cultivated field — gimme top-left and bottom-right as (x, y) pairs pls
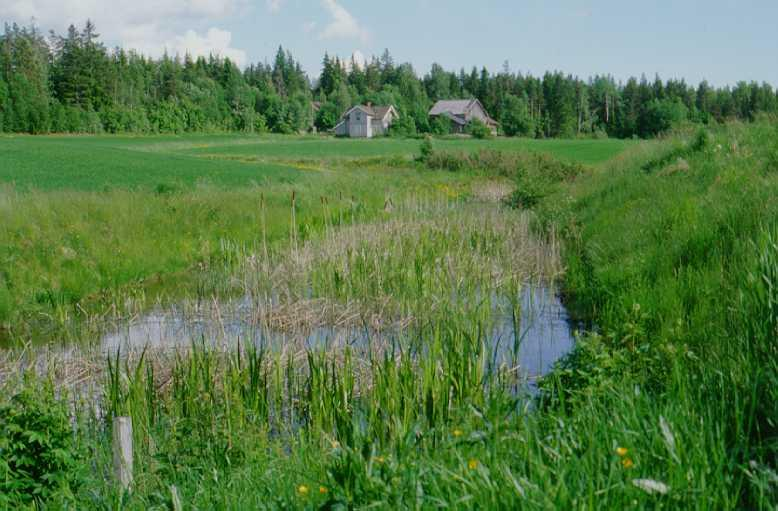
(0, 134), (628, 190)
(1, 128), (776, 509)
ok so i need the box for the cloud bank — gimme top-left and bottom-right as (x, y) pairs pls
(0, 0), (248, 66)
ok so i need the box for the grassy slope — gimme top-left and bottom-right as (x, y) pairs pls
(535, 122), (778, 509)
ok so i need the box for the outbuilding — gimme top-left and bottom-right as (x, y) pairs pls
(428, 99), (498, 134)
(333, 104), (398, 138)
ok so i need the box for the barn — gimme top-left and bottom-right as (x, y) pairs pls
(333, 104), (398, 138)
(428, 99), (498, 134)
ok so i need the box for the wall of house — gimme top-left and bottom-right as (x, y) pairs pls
(450, 119), (465, 133)
(347, 110), (372, 138)
(371, 112), (394, 136)
(466, 105), (490, 124)
(334, 121), (348, 136)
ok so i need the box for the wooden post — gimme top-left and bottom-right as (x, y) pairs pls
(113, 416), (133, 490)
(170, 485), (183, 511)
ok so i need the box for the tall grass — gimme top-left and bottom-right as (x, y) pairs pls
(0, 170), (471, 344)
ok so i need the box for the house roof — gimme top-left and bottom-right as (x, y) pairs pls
(341, 104), (397, 120)
(369, 106), (395, 119)
(428, 99), (475, 116)
(429, 99), (498, 126)
(441, 111), (468, 126)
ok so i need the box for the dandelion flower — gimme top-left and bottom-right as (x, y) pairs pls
(297, 484), (310, 496)
(622, 458), (634, 469)
(453, 429), (464, 438)
(616, 447), (628, 457)
(468, 459), (479, 470)
(319, 486), (328, 494)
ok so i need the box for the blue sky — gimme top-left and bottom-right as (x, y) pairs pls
(2, 0), (777, 86)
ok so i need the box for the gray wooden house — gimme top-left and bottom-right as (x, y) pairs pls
(333, 104), (398, 138)
(428, 99), (498, 134)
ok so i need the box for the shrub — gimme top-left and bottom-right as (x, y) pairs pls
(422, 147), (586, 185)
(466, 118), (492, 139)
(507, 153), (586, 208)
(429, 115), (451, 135)
(417, 136), (434, 163)
(0, 387), (84, 504)
(424, 150), (467, 171)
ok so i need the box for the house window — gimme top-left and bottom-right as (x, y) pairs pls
(356, 113), (361, 121)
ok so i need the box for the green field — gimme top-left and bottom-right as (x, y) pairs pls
(0, 134), (630, 190)
(1, 128), (776, 509)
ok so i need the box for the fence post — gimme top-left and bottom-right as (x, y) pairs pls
(113, 416), (133, 490)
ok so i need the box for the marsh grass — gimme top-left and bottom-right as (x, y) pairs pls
(0, 183), (573, 507)
(0, 173), (474, 344)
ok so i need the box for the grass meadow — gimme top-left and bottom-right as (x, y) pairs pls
(0, 128), (776, 509)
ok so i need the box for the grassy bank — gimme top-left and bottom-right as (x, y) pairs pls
(536, 121), (778, 508)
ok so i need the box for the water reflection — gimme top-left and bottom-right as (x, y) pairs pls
(101, 286), (576, 380)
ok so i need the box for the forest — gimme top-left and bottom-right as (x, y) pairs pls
(1, 21), (777, 138)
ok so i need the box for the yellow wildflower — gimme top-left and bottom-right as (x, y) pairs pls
(319, 486), (328, 494)
(616, 447), (628, 457)
(297, 484), (310, 496)
(330, 440), (340, 449)
(453, 429), (464, 438)
(374, 456), (385, 464)
(468, 459), (479, 470)
(622, 458), (634, 469)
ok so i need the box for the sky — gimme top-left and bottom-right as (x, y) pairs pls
(1, 0), (777, 87)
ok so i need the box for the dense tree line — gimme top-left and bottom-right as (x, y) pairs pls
(1, 21), (776, 138)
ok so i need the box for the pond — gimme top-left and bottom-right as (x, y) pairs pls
(100, 285), (577, 383)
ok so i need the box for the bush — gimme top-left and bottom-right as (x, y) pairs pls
(0, 387), (84, 504)
(388, 114), (418, 138)
(466, 118), (492, 139)
(507, 153), (587, 208)
(417, 136), (434, 163)
(644, 98), (688, 136)
(423, 147), (586, 184)
(429, 115), (451, 135)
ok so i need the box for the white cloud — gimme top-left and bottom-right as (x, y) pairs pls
(168, 28), (246, 66)
(302, 21), (318, 33)
(266, 0), (283, 13)
(0, 0), (248, 66)
(319, 0), (369, 43)
(350, 50), (366, 70)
